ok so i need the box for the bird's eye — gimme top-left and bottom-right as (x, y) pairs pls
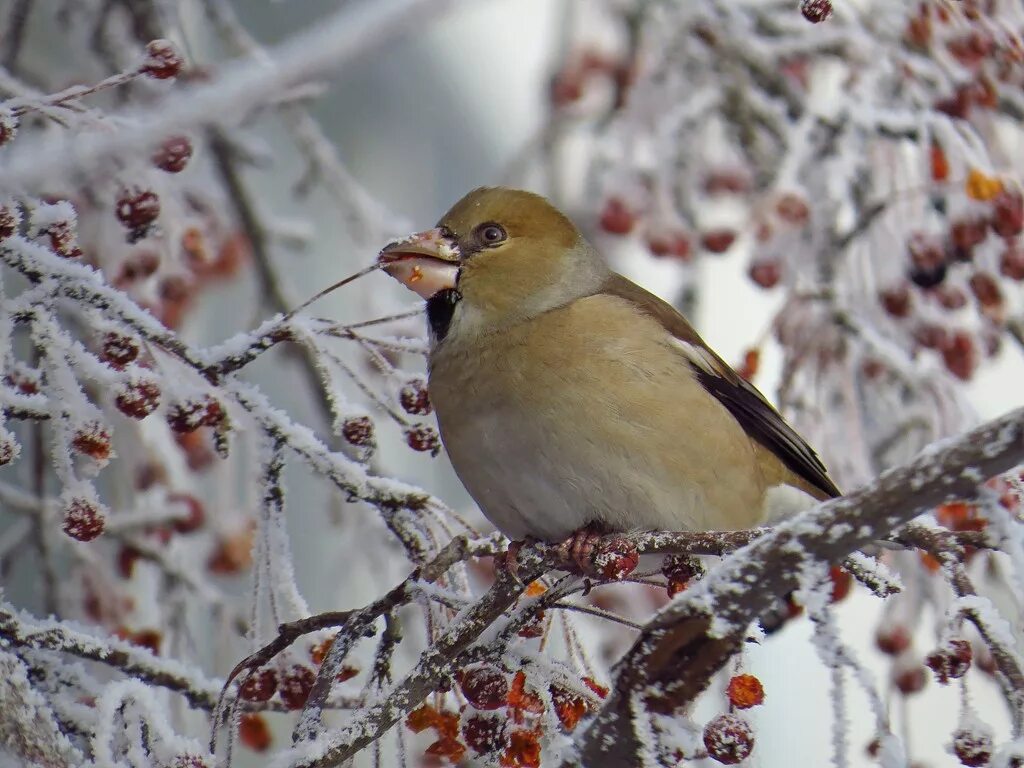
(476, 223), (507, 246)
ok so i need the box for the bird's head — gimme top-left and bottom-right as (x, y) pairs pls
(379, 187), (608, 343)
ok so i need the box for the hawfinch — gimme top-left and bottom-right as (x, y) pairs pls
(379, 187), (839, 555)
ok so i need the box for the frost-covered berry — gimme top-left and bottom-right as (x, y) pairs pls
(166, 397), (223, 432)
(405, 425), (441, 456)
(593, 539), (639, 580)
(100, 332), (140, 368)
(0, 205), (17, 240)
(0, 111), (17, 147)
(727, 674), (765, 709)
(341, 415), (374, 447)
(279, 665), (316, 710)
(663, 554), (704, 597)
(71, 422), (112, 461)
(115, 188), (161, 230)
(926, 639), (973, 684)
(0, 431), (20, 466)
(800, 0), (832, 23)
(62, 497), (106, 542)
(458, 665), (508, 710)
(153, 135), (193, 173)
(115, 381), (161, 419)
(399, 378), (432, 415)
(599, 198), (636, 235)
(703, 714), (754, 765)
(239, 668), (278, 703)
(463, 713), (506, 755)
(170, 755), (209, 768)
(951, 727), (993, 767)
(141, 39), (184, 79)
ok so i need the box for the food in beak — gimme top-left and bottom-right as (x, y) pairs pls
(378, 229), (460, 300)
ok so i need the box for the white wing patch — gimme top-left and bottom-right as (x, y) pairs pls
(669, 337), (722, 376)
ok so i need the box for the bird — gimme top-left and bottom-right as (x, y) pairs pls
(378, 187), (840, 569)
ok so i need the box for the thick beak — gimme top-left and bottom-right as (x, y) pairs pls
(378, 228), (461, 300)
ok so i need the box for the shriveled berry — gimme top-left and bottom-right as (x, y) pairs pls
(238, 713), (272, 752)
(701, 229), (737, 254)
(952, 727), (993, 767)
(926, 639), (973, 684)
(72, 422), (112, 461)
(663, 554), (704, 597)
(405, 425), (441, 456)
(703, 713), (754, 765)
(100, 332), (140, 368)
(62, 497), (105, 542)
(279, 665), (316, 710)
(115, 188), (160, 230)
(341, 416), (374, 447)
(599, 198), (636, 236)
(462, 713), (506, 755)
(992, 188), (1024, 237)
(141, 39), (183, 79)
(398, 379), (431, 415)
(727, 674), (765, 709)
(152, 135), (193, 173)
(116, 381), (161, 419)
(239, 668), (278, 702)
(458, 665), (509, 710)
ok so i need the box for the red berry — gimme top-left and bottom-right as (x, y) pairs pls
(925, 639), (973, 684)
(950, 217), (988, 251)
(42, 219), (82, 259)
(969, 271), (1003, 307)
(239, 668), (278, 702)
(701, 229), (737, 254)
(703, 714), (754, 765)
(775, 193), (810, 224)
(170, 755), (208, 768)
(462, 713), (506, 755)
(662, 554), (704, 597)
(115, 188), (160, 230)
(398, 379), (432, 415)
(599, 198), (636, 235)
(517, 610), (546, 639)
(1001, 242), (1024, 280)
(894, 665), (927, 695)
(704, 169), (751, 195)
(593, 539), (639, 580)
(748, 259), (781, 288)
(152, 135), (193, 173)
(726, 674), (765, 709)
(279, 665), (316, 710)
(913, 323), (950, 350)
(0, 205), (17, 240)
(166, 397), (222, 433)
(405, 425), (441, 456)
(0, 111), (17, 147)
(458, 665), (508, 710)
(119, 251), (161, 283)
(115, 381), (161, 419)
(952, 727), (993, 767)
(100, 332), (140, 368)
(935, 285), (968, 310)
(943, 331), (978, 380)
(168, 492), (205, 534)
(341, 416), (374, 447)
(800, 0), (832, 22)
(992, 188), (1024, 237)
(62, 497), (106, 542)
(141, 39), (183, 79)
(71, 422), (112, 461)
(238, 713), (272, 752)
(876, 625), (911, 655)
(830, 564), (852, 602)
(0, 433), (20, 466)
(880, 286), (912, 318)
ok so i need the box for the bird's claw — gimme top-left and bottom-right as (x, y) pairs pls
(554, 523), (608, 575)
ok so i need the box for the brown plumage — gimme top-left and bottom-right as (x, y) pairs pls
(379, 187), (839, 543)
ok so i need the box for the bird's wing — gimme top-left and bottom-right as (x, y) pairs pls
(599, 273), (841, 500)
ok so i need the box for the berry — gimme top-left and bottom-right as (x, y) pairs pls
(0, 111), (17, 147)
(894, 665), (927, 695)
(969, 271), (1003, 308)
(830, 564), (852, 602)
(71, 422), (112, 461)
(913, 323), (950, 350)
(279, 665), (316, 710)
(458, 665), (509, 710)
(748, 259), (781, 288)
(551, 686), (587, 730)
(517, 611), (546, 639)
(0, 433), (20, 466)
(0, 205), (17, 240)
(100, 332), (140, 368)
(907, 232), (947, 287)
(930, 143), (949, 182)
(943, 331), (978, 380)
(119, 251), (161, 282)
(130, 628), (162, 655)
(936, 285), (968, 310)
(41, 219), (81, 259)
(593, 539), (639, 580)
(238, 713), (272, 752)
(992, 188), (1024, 237)
(152, 135), (193, 173)
(876, 625), (911, 655)
(115, 188), (160, 230)
(405, 425), (440, 456)
(950, 217), (988, 251)
(703, 714), (755, 765)
(502, 730), (542, 768)
(398, 378), (431, 415)
(926, 639), (973, 684)
(727, 674), (765, 709)
(880, 286), (912, 318)
(462, 713), (506, 755)
(800, 0), (832, 23)
(599, 198), (636, 235)
(239, 668), (278, 702)
(115, 381), (161, 419)
(952, 727), (993, 767)
(62, 497), (105, 542)
(141, 39), (183, 79)
(663, 554), (704, 597)
(704, 169), (751, 195)
(646, 232), (692, 261)
(341, 416), (374, 447)
(701, 229), (737, 254)
(1001, 242), (1024, 280)
(168, 492), (205, 534)
(775, 193), (810, 224)
(166, 397), (223, 433)
(170, 755), (208, 768)
(425, 737), (466, 763)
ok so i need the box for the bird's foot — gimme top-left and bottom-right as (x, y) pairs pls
(499, 537), (537, 582)
(554, 523), (610, 575)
